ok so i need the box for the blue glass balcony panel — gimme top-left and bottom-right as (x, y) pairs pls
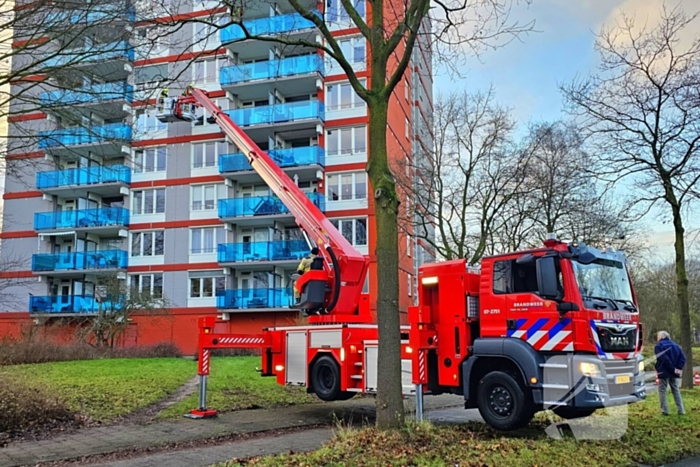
(225, 101), (324, 127)
(45, 5), (135, 26)
(34, 207), (130, 231)
(220, 55), (323, 86)
(32, 250), (128, 272)
(216, 288), (294, 309)
(40, 82), (134, 107)
(44, 41), (134, 68)
(29, 295), (124, 314)
(38, 123), (132, 149)
(217, 239), (309, 263)
(219, 146), (325, 173)
(37, 165), (131, 190)
(219, 192), (324, 218)
(220, 12), (318, 44)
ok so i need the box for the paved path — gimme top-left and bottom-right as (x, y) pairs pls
(0, 395), (463, 467)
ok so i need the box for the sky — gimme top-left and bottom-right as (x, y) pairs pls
(433, 0), (699, 260)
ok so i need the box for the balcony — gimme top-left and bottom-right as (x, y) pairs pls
(218, 239), (308, 265)
(216, 288), (294, 310)
(219, 193), (324, 224)
(220, 12), (318, 44)
(34, 207), (129, 233)
(32, 250), (128, 275)
(38, 123), (132, 159)
(40, 82), (133, 120)
(45, 3), (135, 25)
(220, 55), (323, 99)
(29, 294), (124, 315)
(36, 165), (131, 198)
(226, 100), (323, 128)
(43, 40), (134, 80)
(220, 147), (325, 173)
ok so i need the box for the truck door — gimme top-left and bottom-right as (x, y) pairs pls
(502, 256), (573, 352)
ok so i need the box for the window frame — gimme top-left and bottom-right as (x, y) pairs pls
(129, 273), (163, 298)
(133, 147), (167, 173)
(189, 272), (226, 298)
(132, 188), (166, 215)
(191, 184), (227, 211)
(326, 171), (367, 202)
(326, 126), (366, 157)
(330, 217), (368, 246)
(191, 140), (229, 169)
(130, 230), (165, 257)
(190, 226), (226, 254)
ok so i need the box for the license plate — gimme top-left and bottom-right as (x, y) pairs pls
(615, 375), (631, 384)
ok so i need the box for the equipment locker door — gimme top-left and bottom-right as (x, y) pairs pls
(285, 331), (308, 386)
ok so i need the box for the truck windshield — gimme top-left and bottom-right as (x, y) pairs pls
(571, 258), (634, 303)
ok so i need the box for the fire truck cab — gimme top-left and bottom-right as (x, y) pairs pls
(411, 237), (645, 430)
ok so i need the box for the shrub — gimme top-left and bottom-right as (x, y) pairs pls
(0, 340), (182, 366)
(0, 378), (78, 439)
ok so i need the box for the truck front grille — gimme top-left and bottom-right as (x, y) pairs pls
(596, 324), (637, 352)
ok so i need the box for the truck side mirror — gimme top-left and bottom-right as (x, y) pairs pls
(536, 256), (560, 300)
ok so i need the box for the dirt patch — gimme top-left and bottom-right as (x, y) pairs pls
(116, 375), (200, 425)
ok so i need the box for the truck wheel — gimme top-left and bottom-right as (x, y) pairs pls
(553, 407), (596, 419)
(311, 355), (348, 401)
(477, 371), (534, 431)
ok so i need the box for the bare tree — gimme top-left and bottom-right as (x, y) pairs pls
(562, 5), (700, 388)
(402, 88), (529, 264)
(72, 273), (170, 349)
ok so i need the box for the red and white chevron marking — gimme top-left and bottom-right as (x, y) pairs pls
(201, 349), (210, 374)
(217, 337), (265, 345)
(418, 350), (426, 382)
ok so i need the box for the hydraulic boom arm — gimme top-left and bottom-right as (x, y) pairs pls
(157, 87), (369, 318)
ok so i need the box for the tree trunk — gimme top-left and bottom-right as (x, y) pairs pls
(367, 97), (404, 429)
(670, 203), (693, 388)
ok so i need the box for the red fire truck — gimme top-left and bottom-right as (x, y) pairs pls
(157, 87), (646, 431)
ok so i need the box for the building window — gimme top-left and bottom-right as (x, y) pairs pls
(194, 98), (229, 128)
(130, 273), (163, 297)
(189, 271), (226, 298)
(131, 231), (164, 257)
(330, 218), (367, 246)
(407, 234), (411, 257)
(190, 226), (226, 254)
(405, 118), (410, 139)
(326, 126), (366, 156)
(327, 172), (367, 201)
(134, 64), (168, 93)
(192, 141), (229, 169)
(191, 184), (226, 211)
(407, 273), (412, 297)
(325, 80), (366, 111)
(337, 37), (366, 63)
(133, 147), (166, 173)
(136, 109), (167, 134)
(193, 56), (226, 84)
(132, 188), (166, 215)
(405, 79), (409, 101)
(327, 0), (365, 22)
(135, 25), (169, 59)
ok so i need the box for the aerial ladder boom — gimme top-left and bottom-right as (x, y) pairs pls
(157, 87), (369, 320)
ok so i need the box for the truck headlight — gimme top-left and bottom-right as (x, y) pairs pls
(638, 360), (645, 373)
(580, 362), (601, 377)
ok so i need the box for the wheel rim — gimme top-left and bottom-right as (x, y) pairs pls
(318, 365), (334, 392)
(488, 385), (513, 417)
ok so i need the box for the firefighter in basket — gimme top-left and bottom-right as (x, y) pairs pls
(292, 247), (319, 304)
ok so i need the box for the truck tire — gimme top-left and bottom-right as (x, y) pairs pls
(477, 371), (534, 431)
(553, 407), (596, 419)
(311, 355), (353, 401)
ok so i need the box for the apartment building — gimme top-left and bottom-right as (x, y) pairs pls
(0, 0), (434, 353)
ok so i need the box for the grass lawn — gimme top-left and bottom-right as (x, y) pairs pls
(221, 390), (700, 467)
(160, 356), (316, 418)
(0, 358), (194, 422)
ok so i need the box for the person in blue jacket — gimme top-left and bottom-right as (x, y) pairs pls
(655, 330), (686, 415)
